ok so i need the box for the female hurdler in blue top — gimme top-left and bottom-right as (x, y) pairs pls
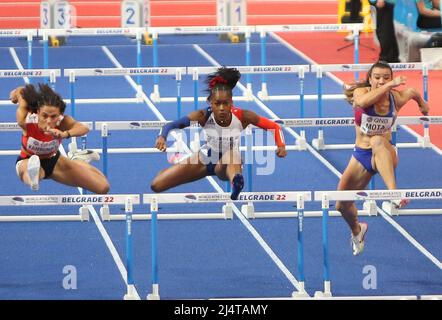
(340, 61), (429, 256)
(151, 67), (287, 200)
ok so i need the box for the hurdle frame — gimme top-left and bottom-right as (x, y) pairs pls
(142, 191), (311, 300)
(310, 62), (436, 151)
(313, 188), (442, 299)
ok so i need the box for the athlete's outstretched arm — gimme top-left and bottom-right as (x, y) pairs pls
(353, 76), (406, 109)
(395, 88), (429, 115)
(242, 109), (287, 158)
(10, 87), (28, 130)
(155, 109), (206, 152)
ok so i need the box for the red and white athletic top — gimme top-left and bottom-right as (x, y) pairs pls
(20, 113), (61, 158)
(202, 106), (244, 153)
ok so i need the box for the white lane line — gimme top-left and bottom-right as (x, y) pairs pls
(11, 50), (141, 299)
(9, 47), (30, 84)
(102, 45), (307, 294)
(269, 32), (442, 269)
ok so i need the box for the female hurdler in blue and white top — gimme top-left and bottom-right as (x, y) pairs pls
(151, 67), (287, 200)
(339, 61), (429, 256)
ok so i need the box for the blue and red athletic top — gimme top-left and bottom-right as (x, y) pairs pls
(354, 92), (397, 135)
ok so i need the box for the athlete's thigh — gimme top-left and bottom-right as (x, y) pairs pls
(338, 157), (374, 191)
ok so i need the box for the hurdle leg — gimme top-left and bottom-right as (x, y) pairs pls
(241, 202), (255, 218)
(147, 197), (161, 300)
(312, 129), (325, 150)
(79, 205), (89, 221)
(314, 196), (333, 298)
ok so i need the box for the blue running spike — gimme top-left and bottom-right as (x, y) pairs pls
(230, 174), (244, 200)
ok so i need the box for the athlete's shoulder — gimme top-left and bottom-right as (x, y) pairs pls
(232, 106), (243, 119)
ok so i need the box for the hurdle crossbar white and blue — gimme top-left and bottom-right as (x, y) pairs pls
(0, 29), (38, 69)
(143, 191), (311, 300)
(0, 194), (139, 222)
(310, 62), (435, 150)
(313, 188), (442, 298)
(275, 115), (442, 150)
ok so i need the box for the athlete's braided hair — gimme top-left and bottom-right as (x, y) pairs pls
(205, 67), (241, 101)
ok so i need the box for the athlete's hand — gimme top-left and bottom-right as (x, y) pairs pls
(44, 127), (65, 138)
(155, 136), (167, 152)
(276, 145), (287, 158)
(390, 75), (407, 88)
(419, 101), (429, 116)
(9, 87), (24, 104)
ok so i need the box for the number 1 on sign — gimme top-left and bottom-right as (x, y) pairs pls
(230, 0), (246, 26)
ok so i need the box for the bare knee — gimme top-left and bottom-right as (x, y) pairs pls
(151, 178), (166, 193)
(94, 181), (110, 194)
(336, 201), (353, 214)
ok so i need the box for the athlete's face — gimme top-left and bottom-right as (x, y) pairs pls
(210, 89), (233, 125)
(369, 67), (393, 89)
(38, 105), (62, 130)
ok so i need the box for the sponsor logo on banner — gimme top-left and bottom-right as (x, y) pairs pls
(356, 191), (402, 200)
(129, 122), (141, 129)
(238, 193), (288, 201)
(1, 70), (43, 77)
(0, 123), (20, 130)
(0, 30), (21, 36)
(314, 119), (354, 126)
(184, 195), (197, 202)
(404, 190), (442, 198)
(283, 119), (314, 127)
(61, 196), (107, 203)
(11, 197), (25, 204)
(355, 192), (369, 200)
(391, 64), (417, 70)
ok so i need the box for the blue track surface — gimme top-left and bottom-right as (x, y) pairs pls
(0, 35), (440, 300)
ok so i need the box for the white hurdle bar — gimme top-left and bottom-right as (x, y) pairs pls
(272, 116), (442, 150)
(143, 191), (311, 300)
(0, 122), (94, 156)
(63, 66), (186, 107)
(0, 194), (139, 222)
(310, 62), (436, 150)
(0, 69), (61, 105)
(186, 65), (310, 103)
(313, 188), (442, 298)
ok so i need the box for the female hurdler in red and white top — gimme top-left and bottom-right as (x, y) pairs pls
(11, 83), (109, 194)
(152, 67), (287, 200)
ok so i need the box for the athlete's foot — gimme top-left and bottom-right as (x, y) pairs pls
(351, 222), (368, 256)
(68, 149), (100, 163)
(27, 155), (40, 191)
(230, 173), (244, 200)
(392, 199), (410, 209)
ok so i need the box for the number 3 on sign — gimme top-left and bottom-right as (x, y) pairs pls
(121, 0), (141, 27)
(40, 1), (51, 28)
(54, 1), (71, 29)
(230, 0), (246, 26)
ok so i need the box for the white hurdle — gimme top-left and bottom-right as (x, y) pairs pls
(0, 194), (139, 222)
(313, 188), (442, 299)
(310, 62), (437, 151)
(275, 116), (442, 151)
(0, 69), (61, 105)
(143, 191), (311, 300)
